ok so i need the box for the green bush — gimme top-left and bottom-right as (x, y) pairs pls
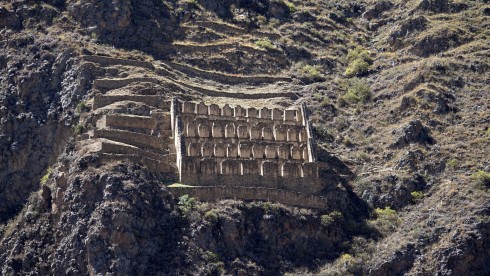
(344, 46), (372, 77)
(410, 191), (425, 202)
(76, 102), (89, 113)
(299, 65), (322, 81)
(40, 167), (52, 185)
(178, 194), (196, 216)
(73, 124), (84, 135)
(204, 210), (219, 223)
(347, 46), (373, 63)
(447, 158), (458, 169)
(341, 78), (371, 104)
(284, 1), (297, 13)
(368, 207), (401, 235)
(255, 39), (276, 50)
(320, 211), (343, 227)
(471, 170), (490, 189)
(345, 59), (370, 77)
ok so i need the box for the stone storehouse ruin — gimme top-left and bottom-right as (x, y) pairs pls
(91, 95), (326, 209)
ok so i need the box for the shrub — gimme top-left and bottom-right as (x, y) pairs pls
(73, 123), (84, 135)
(320, 211), (343, 227)
(320, 98), (330, 107)
(299, 64), (323, 81)
(411, 191), (425, 202)
(471, 170), (490, 189)
(344, 46), (373, 77)
(40, 167), (52, 185)
(368, 207), (401, 235)
(345, 59), (370, 77)
(178, 194), (196, 216)
(255, 39), (276, 50)
(447, 158), (458, 169)
(340, 78), (371, 104)
(204, 210), (219, 223)
(76, 102), (89, 113)
(284, 1), (297, 13)
(347, 46), (373, 63)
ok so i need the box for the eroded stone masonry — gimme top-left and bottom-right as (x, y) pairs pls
(171, 99), (322, 194)
(90, 94), (326, 209)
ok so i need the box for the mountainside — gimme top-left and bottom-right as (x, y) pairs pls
(0, 0), (489, 275)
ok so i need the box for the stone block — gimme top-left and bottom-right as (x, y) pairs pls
(227, 144), (238, 157)
(198, 123), (211, 138)
(200, 158), (217, 175)
(182, 102), (196, 113)
(284, 109), (297, 122)
(186, 122), (197, 137)
(225, 123), (236, 138)
(222, 104), (234, 117)
(272, 108), (283, 121)
(262, 127), (274, 141)
(287, 127), (298, 142)
(302, 145), (309, 161)
(221, 159), (240, 175)
(239, 143), (252, 158)
(291, 146), (302, 160)
(282, 162), (301, 178)
(299, 128), (307, 143)
(274, 125), (288, 141)
(209, 104), (220, 116)
(187, 142), (201, 157)
(197, 102), (208, 115)
(247, 108), (258, 118)
(212, 122), (224, 138)
(302, 162), (319, 178)
(237, 125), (249, 139)
(182, 157), (199, 174)
(214, 143), (226, 157)
(235, 105), (246, 117)
(250, 125), (261, 140)
(201, 143), (214, 157)
(252, 144), (266, 159)
(260, 107), (271, 119)
(261, 161), (279, 178)
(278, 145), (291, 159)
(265, 145), (278, 159)
(241, 160), (259, 175)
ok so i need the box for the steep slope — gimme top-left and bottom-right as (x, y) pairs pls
(0, 0), (489, 275)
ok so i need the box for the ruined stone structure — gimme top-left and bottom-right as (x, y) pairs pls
(89, 92), (325, 208)
(171, 99), (322, 195)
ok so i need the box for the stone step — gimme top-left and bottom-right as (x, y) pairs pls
(168, 185), (327, 209)
(99, 153), (177, 174)
(93, 77), (160, 91)
(99, 140), (174, 161)
(82, 55), (155, 70)
(93, 94), (166, 109)
(167, 62), (291, 85)
(94, 129), (172, 152)
(102, 113), (172, 133)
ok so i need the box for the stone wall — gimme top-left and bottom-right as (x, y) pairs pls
(173, 99), (321, 195)
(171, 186), (327, 209)
(94, 129), (167, 151)
(93, 94), (166, 109)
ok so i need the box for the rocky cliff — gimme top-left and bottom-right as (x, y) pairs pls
(1, 0), (489, 275)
